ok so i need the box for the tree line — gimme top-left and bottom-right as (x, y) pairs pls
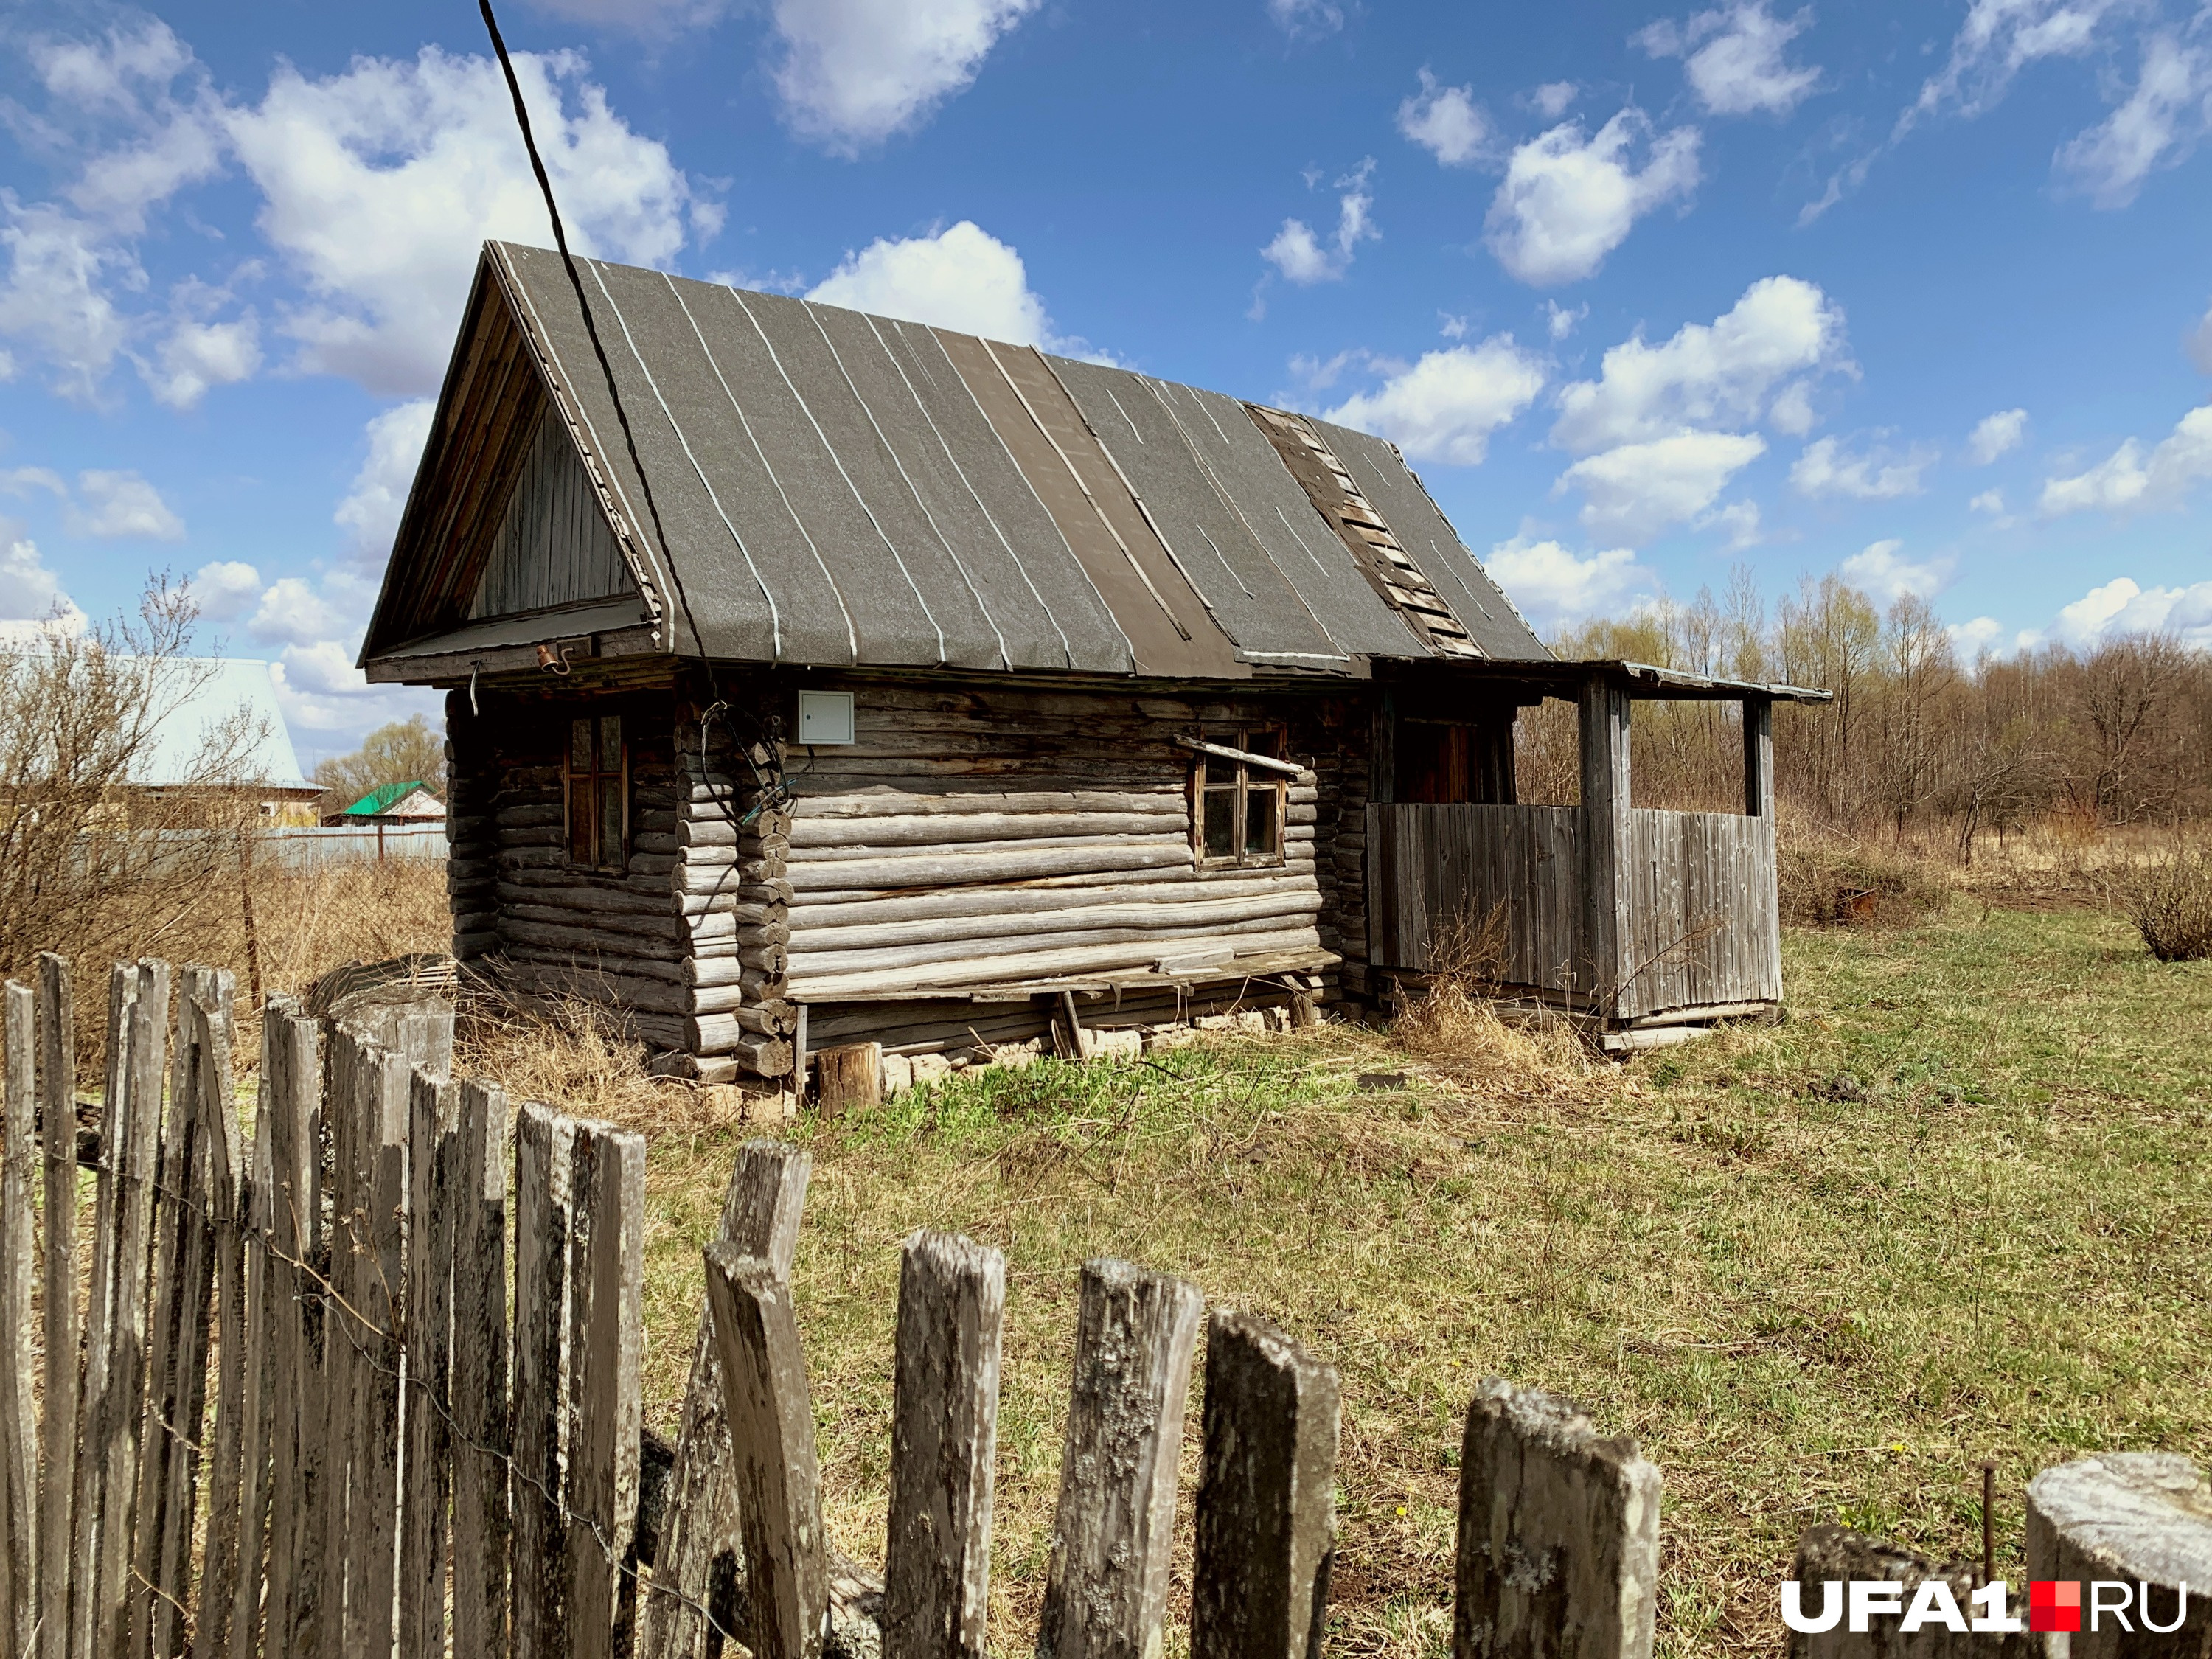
(1516, 573), (2212, 856)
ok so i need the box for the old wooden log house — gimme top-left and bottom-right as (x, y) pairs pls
(361, 241), (1828, 1085)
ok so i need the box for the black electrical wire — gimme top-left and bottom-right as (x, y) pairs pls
(477, 0), (789, 883)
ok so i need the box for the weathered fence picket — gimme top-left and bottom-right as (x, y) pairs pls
(2, 944), (2193, 1659)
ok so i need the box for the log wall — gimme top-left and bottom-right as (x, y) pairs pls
(451, 669), (1374, 1080)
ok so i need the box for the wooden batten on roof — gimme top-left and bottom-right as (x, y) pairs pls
(361, 240), (1558, 688)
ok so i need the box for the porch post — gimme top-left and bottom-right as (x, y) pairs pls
(1578, 678), (1632, 1019)
(1742, 696), (1774, 818)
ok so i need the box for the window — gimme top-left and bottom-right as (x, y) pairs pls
(566, 712), (627, 871)
(1191, 727), (1288, 867)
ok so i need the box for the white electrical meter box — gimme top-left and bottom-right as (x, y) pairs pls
(796, 689), (856, 745)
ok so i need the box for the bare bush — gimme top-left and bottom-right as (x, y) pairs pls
(1778, 838), (1945, 927)
(1392, 909), (1587, 1083)
(2117, 847), (2212, 962)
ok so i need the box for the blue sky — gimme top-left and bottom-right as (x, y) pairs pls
(2, 0), (2209, 760)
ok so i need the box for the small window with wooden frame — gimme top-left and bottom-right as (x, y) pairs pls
(1189, 726), (1290, 868)
(566, 712), (628, 872)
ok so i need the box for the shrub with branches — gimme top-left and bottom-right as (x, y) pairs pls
(2118, 846), (2212, 962)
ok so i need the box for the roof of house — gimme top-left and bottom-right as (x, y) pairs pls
(362, 242), (1553, 682)
(338, 780), (442, 817)
(131, 658), (313, 790)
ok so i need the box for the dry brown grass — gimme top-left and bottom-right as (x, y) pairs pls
(1390, 910), (1593, 1088)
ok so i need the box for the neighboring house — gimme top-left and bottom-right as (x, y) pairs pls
(361, 242), (1826, 1085)
(132, 657), (321, 827)
(328, 780), (447, 826)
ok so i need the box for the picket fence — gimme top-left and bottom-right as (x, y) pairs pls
(0, 952), (1408, 1659)
(15, 953), (2188, 1659)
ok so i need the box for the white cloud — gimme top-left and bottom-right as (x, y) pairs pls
(189, 560), (264, 622)
(1903, 0), (2122, 133)
(68, 470), (184, 540)
(1946, 616), (2018, 657)
(1970, 487), (2007, 514)
(2051, 575), (2212, 648)
(1530, 81), (1579, 119)
(2054, 35), (2212, 209)
(807, 220), (1058, 344)
(1551, 274), (1846, 453)
(226, 46), (702, 397)
(1267, 0), (1344, 38)
(768, 0), (1040, 152)
(0, 204), (139, 406)
(1484, 535), (1653, 630)
(1555, 430), (1767, 540)
(141, 310), (261, 410)
(248, 576), (347, 647)
(1837, 538), (1950, 601)
(1321, 338), (1548, 467)
(1261, 161), (1377, 285)
(1485, 110), (1700, 287)
(523, 0), (731, 29)
(0, 520), (79, 625)
(2039, 403), (2212, 514)
(335, 400), (438, 555)
(2189, 299), (2212, 375)
(1636, 2), (1822, 117)
(1398, 72), (1491, 167)
(1703, 498), (1762, 550)
(1968, 407), (2028, 464)
(1790, 434), (1933, 500)
(1545, 300), (1587, 341)
(1767, 378), (1816, 435)
(269, 639), (439, 750)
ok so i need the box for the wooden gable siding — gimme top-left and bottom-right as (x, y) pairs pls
(470, 408), (634, 621)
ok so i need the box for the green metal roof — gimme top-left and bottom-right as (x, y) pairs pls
(340, 779), (430, 816)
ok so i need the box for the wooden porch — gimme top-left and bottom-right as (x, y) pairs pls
(1366, 670), (1807, 1045)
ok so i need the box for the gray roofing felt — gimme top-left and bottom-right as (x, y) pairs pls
(383, 242), (1551, 674)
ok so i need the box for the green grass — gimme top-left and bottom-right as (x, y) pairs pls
(633, 903), (2212, 1658)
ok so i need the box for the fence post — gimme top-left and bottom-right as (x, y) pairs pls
(1787, 1526), (2036, 1658)
(568, 1121), (647, 1659)
(187, 971), (253, 1659)
(642, 1141), (813, 1659)
(883, 1231), (1005, 1659)
(1035, 1259), (1203, 1659)
(69, 961), (134, 1659)
(218, 1020), (279, 1659)
(702, 1242), (827, 1659)
(451, 1079), (512, 1659)
(1, 981), (38, 1659)
(86, 960), (169, 1659)
(1452, 1380), (1661, 1659)
(1577, 678), (1632, 1015)
(2027, 1453), (2212, 1649)
(514, 1104), (578, 1659)
(1189, 1310), (1341, 1659)
(35, 954), (75, 1659)
(260, 999), (324, 1659)
(400, 1068), (457, 1659)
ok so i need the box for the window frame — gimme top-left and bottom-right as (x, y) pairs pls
(563, 710), (630, 873)
(1189, 725), (1290, 869)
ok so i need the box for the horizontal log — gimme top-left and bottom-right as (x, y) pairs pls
(792, 891), (1322, 958)
(788, 788), (1182, 821)
(678, 881), (795, 914)
(788, 911), (1321, 981)
(679, 863), (785, 897)
(498, 919), (685, 965)
(495, 881), (669, 918)
(787, 927), (1325, 1001)
(686, 946), (790, 987)
(789, 812), (1175, 850)
(790, 844), (1191, 894)
(794, 857), (1316, 907)
(684, 905), (788, 942)
(677, 811), (793, 845)
(495, 803), (564, 830)
(787, 829), (1186, 866)
(785, 872), (1313, 931)
(689, 1020), (793, 1074)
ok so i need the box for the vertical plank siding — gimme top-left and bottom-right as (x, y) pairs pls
(1366, 803), (1779, 1019)
(470, 406), (637, 622)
